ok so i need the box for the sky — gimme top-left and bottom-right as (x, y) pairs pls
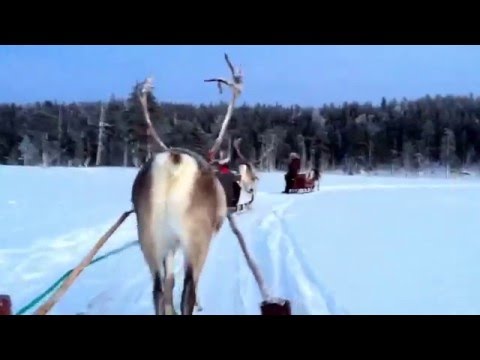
(1, 45), (480, 107)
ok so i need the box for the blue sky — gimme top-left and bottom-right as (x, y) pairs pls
(1, 45), (479, 106)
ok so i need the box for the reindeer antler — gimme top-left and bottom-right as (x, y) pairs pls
(136, 77), (169, 152)
(205, 53), (243, 161)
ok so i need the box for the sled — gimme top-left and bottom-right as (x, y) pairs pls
(286, 173), (316, 193)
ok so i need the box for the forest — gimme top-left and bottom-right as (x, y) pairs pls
(1, 80), (479, 175)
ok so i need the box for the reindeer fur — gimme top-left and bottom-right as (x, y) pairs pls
(132, 148), (227, 315)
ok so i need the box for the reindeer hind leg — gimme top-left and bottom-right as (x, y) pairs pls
(163, 250), (177, 315)
(153, 271), (165, 315)
(180, 263), (196, 315)
(180, 230), (211, 315)
(189, 231), (211, 314)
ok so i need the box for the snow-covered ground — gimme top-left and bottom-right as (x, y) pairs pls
(2, 165), (480, 315)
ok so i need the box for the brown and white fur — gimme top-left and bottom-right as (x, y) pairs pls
(237, 162), (258, 195)
(231, 137), (272, 201)
(132, 148), (227, 315)
(132, 54), (244, 315)
(228, 140), (259, 196)
(210, 137), (258, 208)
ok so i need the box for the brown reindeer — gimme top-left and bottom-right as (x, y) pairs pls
(131, 54), (243, 315)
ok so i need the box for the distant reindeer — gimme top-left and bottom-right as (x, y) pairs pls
(230, 137), (274, 202)
(305, 167), (321, 191)
(204, 64), (263, 209)
(131, 54), (244, 315)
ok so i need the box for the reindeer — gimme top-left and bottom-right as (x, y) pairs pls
(304, 148), (322, 191)
(209, 136), (257, 211)
(131, 54), (243, 315)
(305, 167), (321, 191)
(204, 57), (269, 211)
(230, 137), (274, 206)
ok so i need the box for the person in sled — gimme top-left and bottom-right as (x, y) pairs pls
(283, 152), (301, 193)
(209, 149), (242, 209)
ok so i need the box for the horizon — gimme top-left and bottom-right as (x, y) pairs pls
(1, 45), (480, 107)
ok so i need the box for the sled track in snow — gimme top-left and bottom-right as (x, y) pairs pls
(76, 193), (347, 315)
(236, 195), (347, 315)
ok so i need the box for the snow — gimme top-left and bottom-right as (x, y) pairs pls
(1, 164), (480, 315)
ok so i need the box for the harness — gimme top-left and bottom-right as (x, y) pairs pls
(218, 163), (230, 174)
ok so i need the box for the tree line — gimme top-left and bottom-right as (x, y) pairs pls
(1, 82), (480, 174)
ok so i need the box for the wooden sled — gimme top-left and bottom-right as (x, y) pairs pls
(286, 173), (316, 193)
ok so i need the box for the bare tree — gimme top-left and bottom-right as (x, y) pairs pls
(297, 134), (307, 171)
(421, 118), (435, 162)
(72, 130), (86, 167)
(441, 128), (456, 178)
(121, 101), (129, 167)
(41, 133), (52, 167)
(123, 138), (129, 167)
(309, 145), (315, 170)
(19, 134), (39, 165)
(414, 152), (424, 176)
(390, 143), (400, 175)
(131, 143), (141, 168)
(57, 105), (64, 165)
(258, 131), (277, 171)
(465, 146), (476, 168)
(84, 154), (92, 167)
(233, 136), (274, 182)
(75, 102), (98, 167)
(320, 144), (330, 172)
(95, 103), (107, 166)
(402, 140), (414, 176)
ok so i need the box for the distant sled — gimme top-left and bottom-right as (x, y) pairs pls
(284, 171), (320, 194)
